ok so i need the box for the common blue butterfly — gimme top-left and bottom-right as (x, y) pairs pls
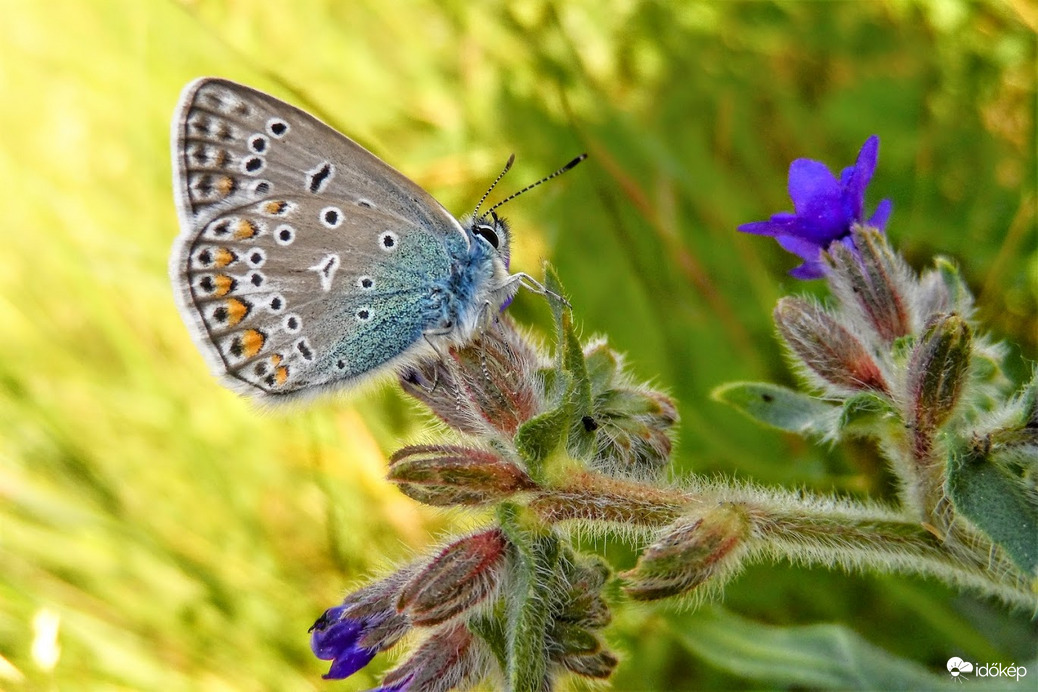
(170, 78), (581, 402)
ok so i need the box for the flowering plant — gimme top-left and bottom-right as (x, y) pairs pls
(310, 137), (1036, 690)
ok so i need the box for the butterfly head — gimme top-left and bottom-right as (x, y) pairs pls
(467, 211), (511, 271)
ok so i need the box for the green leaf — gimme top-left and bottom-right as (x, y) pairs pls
(932, 256), (974, 314)
(711, 382), (838, 437)
(468, 607), (509, 672)
(515, 386), (571, 478)
(541, 264), (596, 461)
(498, 504), (560, 692)
(543, 263), (569, 372)
(671, 607), (963, 690)
(839, 391), (899, 437)
(947, 446), (1038, 576)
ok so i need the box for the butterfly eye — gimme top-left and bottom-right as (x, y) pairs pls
(473, 224), (500, 250)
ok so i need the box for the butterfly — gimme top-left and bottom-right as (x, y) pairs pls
(170, 78), (581, 403)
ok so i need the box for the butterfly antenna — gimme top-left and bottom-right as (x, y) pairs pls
(473, 154), (516, 218)
(487, 153), (587, 214)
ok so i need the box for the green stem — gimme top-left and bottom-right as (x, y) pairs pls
(530, 470), (1036, 608)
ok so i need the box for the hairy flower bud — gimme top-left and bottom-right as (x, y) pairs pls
(774, 296), (888, 395)
(551, 621), (602, 656)
(622, 503), (751, 601)
(592, 386), (679, 474)
(310, 569), (415, 679)
(400, 316), (544, 438)
(558, 648), (619, 679)
(906, 313), (972, 434)
(557, 555), (613, 629)
(826, 227), (914, 344)
(398, 529), (510, 626)
(581, 340), (679, 474)
(388, 445), (537, 506)
(377, 623), (483, 692)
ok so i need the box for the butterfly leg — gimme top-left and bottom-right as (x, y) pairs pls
(475, 302), (496, 382)
(503, 272), (571, 308)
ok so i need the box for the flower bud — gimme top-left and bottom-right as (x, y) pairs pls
(377, 623), (483, 692)
(916, 258), (973, 323)
(559, 648), (619, 679)
(388, 445), (537, 507)
(825, 227), (913, 344)
(551, 621), (601, 656)
(557, 556), (613, 629)
(593, 386), (679, 474)
(309, 569), (414, 680)
(622, 503), (750, 601)
(398, 529), (510, 626)
(580, 340), (679, 474)
(906, 313), (972, 433)
(400, 316), (544, 438)
(774, 297), (888, 395)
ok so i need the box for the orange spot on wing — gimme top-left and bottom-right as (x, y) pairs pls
(263, 200), (288, 215)
(270, 353), (283, 366)
(213, 248), (236, 267)
(234, 219), (258, 239)
(216, 175), (236, 196)
(225, 298), (250, 326)
(213, 274), (235, 296)
(240, 329), (265, 358)
(274, 365), (289, 385)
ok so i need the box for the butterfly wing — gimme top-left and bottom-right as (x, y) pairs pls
(170, 78), (468, 401)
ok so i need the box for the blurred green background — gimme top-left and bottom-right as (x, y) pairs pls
(1, 0), (1035, 689)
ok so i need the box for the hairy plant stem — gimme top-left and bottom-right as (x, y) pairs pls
(529, 468), (1036, 608)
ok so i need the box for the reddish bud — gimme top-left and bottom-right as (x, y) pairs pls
(398, 529), (510, 626)
(559, 648), (619, 679)
(379, 623), (482, 692)
(622, 503), (750, 601)
(388, 444), (537, 507)
(906, 313), (972, 434)
(400, 316), (544, 438)
(826, 227), (914, 344)
(774, 296), (889, 395)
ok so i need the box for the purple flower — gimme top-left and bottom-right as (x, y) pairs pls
(309, 606), (382, 680)
(739, 135), (893, 279)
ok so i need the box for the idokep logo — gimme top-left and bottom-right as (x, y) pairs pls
(947, 657), (1028, 682)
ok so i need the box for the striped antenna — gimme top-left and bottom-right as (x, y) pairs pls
(486, 154), (587, 215)
(472, 154), (516, 218)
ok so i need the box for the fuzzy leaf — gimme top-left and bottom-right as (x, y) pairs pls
(514, 399), (570, 477)
(498, 504), (559, 692)
(839, 392), (899, 437)
(712, 382), (838, 436)
(947, 446), (1038, 576)
(468, 609), (508, 672)
(544, 264), (569, 370)
(933, 256), (973, 314)
(544, 265), (596, 459)
(670, 607), (962, 689)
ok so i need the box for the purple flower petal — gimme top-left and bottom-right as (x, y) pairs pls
(738, 212), (799, 237)
(310, 608), (358, 660)
(325, 646), (378, 680)
(789, 261), (827, 280)
(738, 136), (890, 280)
(844, 135), (879, 221)
(776, 234), (823, 262)
(868, 198), (893, 230)
(309, 605), (392, 680)
(788, 160), (841, 216)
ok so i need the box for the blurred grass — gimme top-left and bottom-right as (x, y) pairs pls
(0, 0), (1035, 689)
